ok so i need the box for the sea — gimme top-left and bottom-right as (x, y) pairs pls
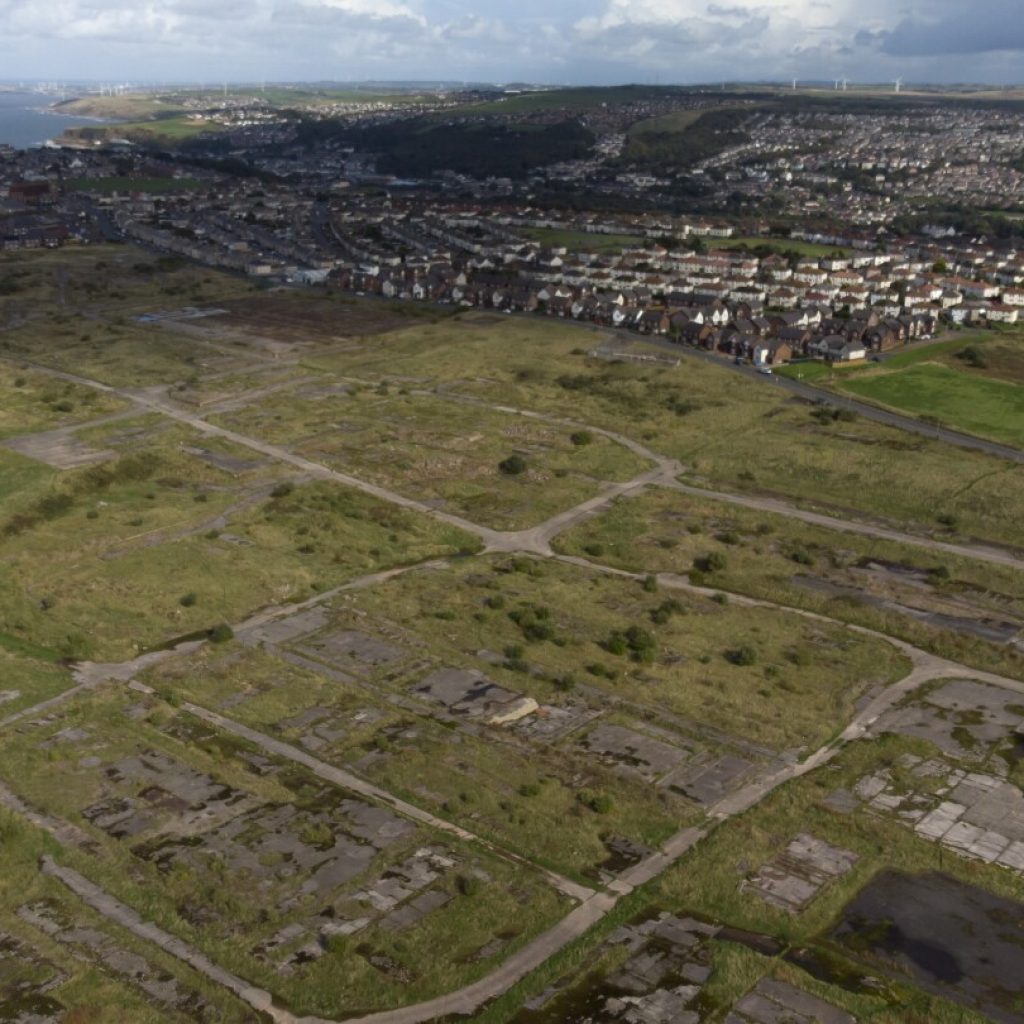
(0, 90), (98, 148)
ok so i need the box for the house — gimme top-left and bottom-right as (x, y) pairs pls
(988, 303), (1020, 324)
(753, 339), (793, 365)
(815, 335), (867, 362)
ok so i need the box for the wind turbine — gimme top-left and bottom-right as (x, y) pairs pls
(842, 78), (849, 91)
(894, 77), (903, 94)
(792, 78), (798, 91)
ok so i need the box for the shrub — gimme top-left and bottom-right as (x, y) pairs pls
(208, 623), (234, 644)
(581, 792), (613, 814)
(456, 875), (482, 896)
(270, 481), (294, 498)
(570, 430), (593, 446)
(726, 644), (757, 666)
(179, 592), (198, 607)
(697, 552), (727, 573)
(498, 454), (527, 475)
(957, 345), (987, 369)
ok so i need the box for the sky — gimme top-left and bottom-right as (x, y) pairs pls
(1, 0), (1023, 86)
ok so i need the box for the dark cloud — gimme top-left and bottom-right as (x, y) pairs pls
(881, 2), (1024, 56)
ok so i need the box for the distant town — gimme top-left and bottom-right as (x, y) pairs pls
(3, 83), (1024, 369)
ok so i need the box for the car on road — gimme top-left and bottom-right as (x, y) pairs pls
(756, 366), (773, 375)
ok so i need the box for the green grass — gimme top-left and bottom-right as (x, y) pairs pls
(64, 176), (203, 194)
(0, 809), (257, 1023)
(712, 236), (850, 258)
(774, 360), (860, 383)
(301, 312), (1024, 550)
(210, 387), (652, 531)
(144, 644), (694, 879)
(519, 228), (647, 253)
(840, 363), (1024, 447)
(0, 435), (479, 660)
(344, 556), (908, 753)
(0, 363), (128, 439)
(552, 486), (1024, 682)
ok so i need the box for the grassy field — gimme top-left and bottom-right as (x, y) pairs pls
(712, 236), (850, 258)
(0, 808), (258, 1022)
(552, 486), (1024, 681)
(209, 386), (652, 531)
(303, 314), (1024, 550)
(0, 431), (478, 660)
(519, 228), (647, 254)
(343, 556), (908, 753)
(65, 116), (218, 143)
(64, 176), (204, 194)
(144, 643), (696, 879)
(841, 363), (1024, 447)
(0, 362), (128, 439)
(0, 688), (569, 1017)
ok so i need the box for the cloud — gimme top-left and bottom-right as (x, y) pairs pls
(880, 2), (1024, 56)
(0, 1), (1020, 85)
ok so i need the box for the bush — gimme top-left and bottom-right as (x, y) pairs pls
(726, 644), (757, 666)
(957, 345), (987, 369)
(696, 552), (727, 573)
(650, 598), (684, 625)
(604, 625), (657, 662)
(570, 430), (593, 446)
(208, 623), (234, 644)
(498, 454), (527, 475)
(270, 481), (294, 498)
(456, 874), (482, 896)
(581, 792), (613, 814)
(179, 592), (198, 607)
